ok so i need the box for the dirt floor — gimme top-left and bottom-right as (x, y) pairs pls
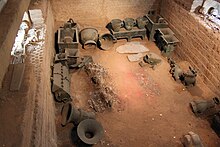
(55, 37), (220, 147)
(0, 64), (36, 147)
(1, 1), (220, 146)
(1, 0), (220, 146)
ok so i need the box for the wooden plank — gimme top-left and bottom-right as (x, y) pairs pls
(10, 63), (25, 91)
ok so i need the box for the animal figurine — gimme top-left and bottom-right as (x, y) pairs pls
(139, 54), (161, 69)
(168, 58), (183, 81)
(182, 131), (204, 147)
(182, 66), (197, 86)
(190, 97), (219, 116)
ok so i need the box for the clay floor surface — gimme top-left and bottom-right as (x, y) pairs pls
(55, 38), (220, 147)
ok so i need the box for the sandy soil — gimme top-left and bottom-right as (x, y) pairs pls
(0, 64), (36, 147)
(55, 37), (220, 147)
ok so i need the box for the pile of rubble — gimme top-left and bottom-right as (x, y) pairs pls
(85, 62), (118, 112)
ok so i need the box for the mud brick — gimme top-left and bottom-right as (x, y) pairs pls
(161, 0), (220, 95)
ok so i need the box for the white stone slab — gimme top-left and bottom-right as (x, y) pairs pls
(116, 42), (149, 54)
(127, 53), (144, 62)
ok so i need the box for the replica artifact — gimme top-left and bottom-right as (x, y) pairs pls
(124, 18), (136, 30)
(80, 28), (99, 49)
(61, 103), (95, 126)
(136, 17), (149, 29)
(145, 11), (168, 41)
(156, 28), (174, 36)
(182, 132), (204, 147)
(54, 48), (79, 68)
(159, 35), (179, 57)
(51, 62), (71, 102)
(110, 19), (124, 32)
(169, 59), (197, 86)
(154, 27), (175, 48)
(110, 27), (146, 42)
(190, 97), (220, 116)
(57, 19), (79, 53)
(139, 53), (162, 69)
(77, 119), (104, 145)
(182, 66), (197, 86)
(99, 33), (115, 50)
(169, 58), (183, 81)
(211, 112), (220, 137)
(108, 16), (149, 42)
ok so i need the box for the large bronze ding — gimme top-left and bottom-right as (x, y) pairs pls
(80, 28), (99, 49)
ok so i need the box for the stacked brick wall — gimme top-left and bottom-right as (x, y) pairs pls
(174, 0), (194, 10)
(160, 0), (220, 95)
(51, 0), (161, 29)
(38, 1), (57, 145)
(30, 1), (57, 146)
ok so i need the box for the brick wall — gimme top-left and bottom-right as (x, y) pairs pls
(51, 0), (161, 29)
(30, 1), (57, 146)
(174, 0), (194, 10)
(160, 0), (220, 95)
(38, 1), (57, 145)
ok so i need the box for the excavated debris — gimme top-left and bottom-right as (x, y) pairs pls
(85, 62), (118, 112)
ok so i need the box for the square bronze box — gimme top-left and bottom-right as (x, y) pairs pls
(58, 27), (79, 52)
